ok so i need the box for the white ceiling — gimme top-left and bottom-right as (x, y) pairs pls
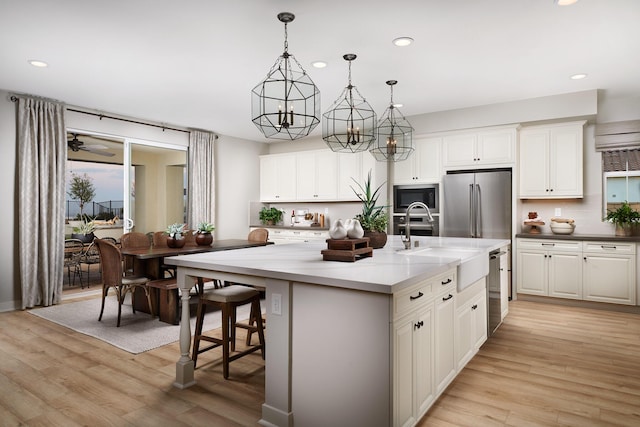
(1, 1), (639, 142)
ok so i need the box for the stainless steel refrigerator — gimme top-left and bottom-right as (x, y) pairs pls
(442, 169), (512, 336)
(441, 169), (512, 239)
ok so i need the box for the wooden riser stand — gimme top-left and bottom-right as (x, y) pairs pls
(321, 238), (373, 262)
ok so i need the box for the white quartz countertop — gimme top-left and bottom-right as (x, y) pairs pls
(165, 236), (509, 294)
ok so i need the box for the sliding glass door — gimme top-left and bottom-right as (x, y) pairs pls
(123, 139), (187, 235)
(66, 129), (188, 240)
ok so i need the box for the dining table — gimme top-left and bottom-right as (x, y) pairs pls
(120, 239), (270, 323)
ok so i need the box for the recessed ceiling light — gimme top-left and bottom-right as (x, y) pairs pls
(570, 73), (587, 80)
(392, 37), (414, 47)
(555, 0), (578, 5)
(311, 61), (327, 69)
(28, 59), (48, 68)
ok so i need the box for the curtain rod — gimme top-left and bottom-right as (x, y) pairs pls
(10, 95), (194, 135)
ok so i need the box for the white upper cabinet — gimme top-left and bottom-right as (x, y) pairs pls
(442, 126), (516, 169)
(337, 151), (379, 201)
(260, 153), (297, 202)
(296, 150), (338, 201)
(519, 121), (585, 199)
(393, 137), (442, 184)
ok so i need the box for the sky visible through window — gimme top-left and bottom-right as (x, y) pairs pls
(67, 160), (123, 203)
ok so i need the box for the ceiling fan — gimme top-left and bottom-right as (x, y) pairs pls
(67, 133), (115, 157)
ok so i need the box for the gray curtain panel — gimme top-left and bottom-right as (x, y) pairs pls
(187, 130), (216, 231)
(17, 96), (67, 308)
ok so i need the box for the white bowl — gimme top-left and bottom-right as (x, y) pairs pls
(550, 222), (575, 235)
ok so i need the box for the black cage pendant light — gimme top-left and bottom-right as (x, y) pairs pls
(370, 80), (414, 161)
(251, 12), (320, 140)
(322, 54), (377, 153)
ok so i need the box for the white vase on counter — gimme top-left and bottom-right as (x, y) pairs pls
(347, 219), (364, 239)
(329, 219), (348, 239)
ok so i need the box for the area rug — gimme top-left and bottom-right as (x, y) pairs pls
(29, 295), (264, 354)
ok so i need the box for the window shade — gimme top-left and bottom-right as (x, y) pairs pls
(595, 120), (640, 151)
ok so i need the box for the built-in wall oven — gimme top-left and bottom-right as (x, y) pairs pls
(393, 215), (439, 236)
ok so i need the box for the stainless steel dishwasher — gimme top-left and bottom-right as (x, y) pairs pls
(487, 249), (505, 336)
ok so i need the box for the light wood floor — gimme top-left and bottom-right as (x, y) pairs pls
(1, 299), (639, 426)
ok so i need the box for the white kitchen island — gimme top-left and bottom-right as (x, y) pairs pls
(165, 236), (508, 427)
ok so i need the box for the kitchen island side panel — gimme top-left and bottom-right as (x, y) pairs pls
(291, 282), (391, 427)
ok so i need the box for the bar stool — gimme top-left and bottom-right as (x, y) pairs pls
(191, 281), (265, 379)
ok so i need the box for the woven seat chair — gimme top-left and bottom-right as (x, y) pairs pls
(191, 279), (265, 379)
(95, 238), (154, 327)
(120, 232), (151, 274)
(64, 239), (85, 287)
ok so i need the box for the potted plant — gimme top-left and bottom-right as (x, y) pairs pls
(71, 217), (97, 243)
(259, 207), (283, 226)
(165, 223), (186, 248)
(604, 201), (640, 236)
(194, 221), (215, 246)
(351, 170), (389, 248)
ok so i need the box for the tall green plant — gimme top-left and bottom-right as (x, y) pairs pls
(67, 172), (96, 218)
(351, 170), (389, 232)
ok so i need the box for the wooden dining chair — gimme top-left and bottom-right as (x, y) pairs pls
(95, 238), (154, 327)
(120, 231), (151, 274)
(151, 231), (178, 278)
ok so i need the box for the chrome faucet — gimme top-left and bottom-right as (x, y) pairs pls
(401, 201), (434, 250)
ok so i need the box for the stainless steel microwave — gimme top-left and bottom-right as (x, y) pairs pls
(393, 184), (439, 214)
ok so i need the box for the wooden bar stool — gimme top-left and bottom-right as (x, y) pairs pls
(191, 281), (265, 379)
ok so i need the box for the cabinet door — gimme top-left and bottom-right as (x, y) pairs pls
(455, 303), (473, 371)
(414, 137), (442, 183)
(442, 134), (476, 168)
(296, 154), (316, 200)
(549, 126), (583, 197)
(471, 292), (487, 350)
(414, 305), (435, 420)
(393, 316), (416, 427)
(296, 151), (338, 200)
(434, 292), (456, 395)
(517, 250), (548, 295)
(260, 154), (296, 201)
(393, 155), (417, 184)
(583, 255), (636, 305)
(338, 152), (361, 200)
(519, 130), (550, 197)
(476, 130), (514, 166)
(548, 251), (583, 299)
(499, 251), (509, 320)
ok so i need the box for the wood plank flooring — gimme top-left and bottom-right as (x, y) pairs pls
(1, 299), (639, 426)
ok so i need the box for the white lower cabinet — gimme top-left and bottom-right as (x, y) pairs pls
(516, 238), (636, 305)
(516, 239), (582, 299)
(583, 242), (636, 305)
(392, 270), (457, 427)
(393, 305), (434, 427)
(252, 227), (329, 245)
(455, 279), (487, 371)
(434, 286), (456, 396)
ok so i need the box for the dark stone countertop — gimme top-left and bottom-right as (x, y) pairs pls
(516, 233), (640, 242)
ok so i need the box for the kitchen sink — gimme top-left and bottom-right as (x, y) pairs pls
(397, 246), (489, 291)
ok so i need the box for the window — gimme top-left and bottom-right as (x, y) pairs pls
(603, 150), (640, 215)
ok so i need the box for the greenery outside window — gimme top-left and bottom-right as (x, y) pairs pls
(603, 150), (640, 216)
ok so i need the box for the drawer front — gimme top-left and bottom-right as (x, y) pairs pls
(583, 241), (636, 255)
(433, 271), (456, 296)
(517, 238), (581, 252)
(394, 281), (433, 318)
